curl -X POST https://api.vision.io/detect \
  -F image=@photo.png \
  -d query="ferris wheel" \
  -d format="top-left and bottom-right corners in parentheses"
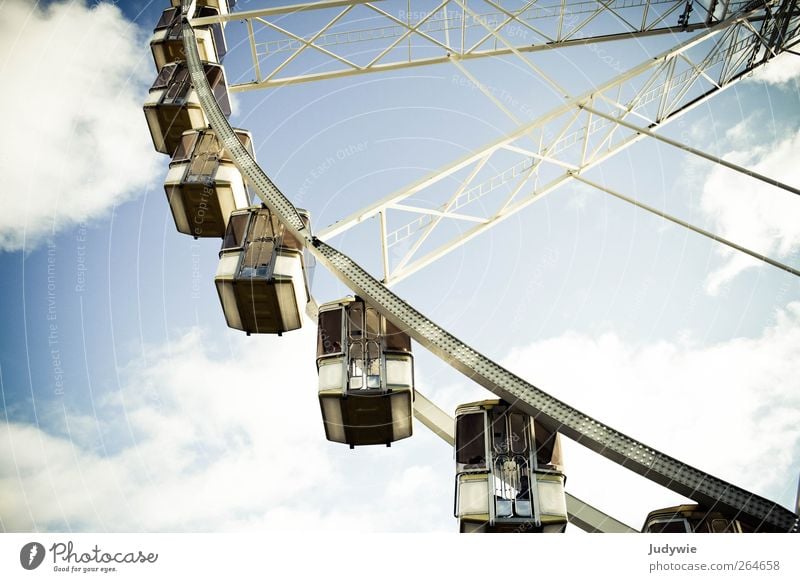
top-left (143, 0), bottom-right (800, 533)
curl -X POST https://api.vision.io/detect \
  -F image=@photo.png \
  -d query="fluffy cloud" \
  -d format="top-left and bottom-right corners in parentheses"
top-left (749, 51), bottom-right (800, 86)
top-left (0, 325), bottom-right (453, 532)
top-left (0, 0), bottom-right (162, 252)
top-left (3, 303), bottom-right (798, 533)
top-left (700, 130), bottom-right (800, 294)
top-left (500, 302), bottom-right (800, 528)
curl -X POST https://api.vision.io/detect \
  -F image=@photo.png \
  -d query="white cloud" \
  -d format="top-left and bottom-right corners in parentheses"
top-left (749, 51), bottom-right (800, 86)
top-left (700, 130), bottom-right (800, 294)
top-left (0, 327), bottom-right (325, 531)
top-left (502, 302), bottom-right (800, 528)
top-left (0, 0), bottom-right (162, 252)
top-left (0, 325), bottom-right (453, 532)
top-left (3, 303), bottom-right (799, 533)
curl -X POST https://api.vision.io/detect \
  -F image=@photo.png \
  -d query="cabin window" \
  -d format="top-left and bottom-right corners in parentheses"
top-left (196, 7), bottom-right (217, 18)
top-left (205, 65), bottom-right (232, 116)
top-left (282, 230), bottom-right (302, 252)
top-left (365, 340), bottom-right (381, 388)
top-left (188, 133), bottom-right (218, 178)
top-left (491, 413), bottom-right (509, 454)
top-left (646, 518), bottom-right (690, 533)
top-left (267, 213), bottom-right (288, 246)
top-left (281, 211), bottom-right (307, 252)
top-left (275, 210), bottom-right (310, 252)
top-left (365, 307), bottom-right (380, 341)
top-left (205, 65), bottom-right (222, 87)
top-left (222, 213), bottom-right (249, 251)
top-left (509, 413), bottom-right (528, 455)
top-left (384, 319), bottom-right (411, 352)
top-left (248, 211), bottom-right (274, 241)
top-left (517, 467), bottom-right (532, 500)
top-left (166, 20), bottom-right (181, 41)
top-left (172, 132), bottom-right (198, 163)
top-left (317, 310), bottom-right (343, 356)
top-left (241, 239), bottom-right (273, 275)
top-left (155, 8), bottom-right (177, 30)
top-left (195, 131), bottom-right (217, 156)
top-left (348, 302), bottom-right (364, 339)
top-left (533, 419), bottom-right (557, 466)
top-left (152, 63), bottom-right (176, 90)
top-left (710, 519), bottom-right (737, 533)
top-left (349, 342), bottom-right (364, 390)
top-left (164, 67), bottom-right (190, 101)
top-left (456, 413), bottom-right (486, 467)
top-left (214, 81), bottom-right (231, 115)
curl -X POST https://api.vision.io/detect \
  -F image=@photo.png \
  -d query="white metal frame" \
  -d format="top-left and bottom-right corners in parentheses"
top-left (193, 0), bottom-right (749, 91)
top-left (317, 6), bottom-right (800, 283)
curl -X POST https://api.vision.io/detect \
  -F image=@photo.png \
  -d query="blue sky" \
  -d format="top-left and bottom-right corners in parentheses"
top-left (1, 0), bottom-right (799, 532)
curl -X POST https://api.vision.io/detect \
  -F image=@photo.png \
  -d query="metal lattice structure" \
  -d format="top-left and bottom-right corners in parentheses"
top-left (296, 1), bottom-right (800, 283)
top-left (190, 1), bottom-right (800, 285)
top-left (194, 0), bottom-right (762, 90)
top-left (179, 0), bottom-right (800, 532)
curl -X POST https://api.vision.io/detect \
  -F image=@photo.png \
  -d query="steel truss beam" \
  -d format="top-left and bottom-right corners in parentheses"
top-left (573, 174), bottom-right (800, 277)
top-left (319, 4), bottom-right (800, 284)
top-left (200, 0), bottom-right (755, 91)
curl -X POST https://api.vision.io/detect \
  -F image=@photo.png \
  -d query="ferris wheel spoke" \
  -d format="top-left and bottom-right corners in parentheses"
top-left (581, 104), bottom-right (800, 197)
top-left (571, 174), bottom-right (800, 279)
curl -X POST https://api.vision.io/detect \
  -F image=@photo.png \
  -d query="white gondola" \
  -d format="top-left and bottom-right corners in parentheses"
top-left (317, 297), bottom-right (414, 448)
top-left (150, 6), bottom-right (227, 71)
top-left (164, 127), bottom-right (253, 238)
top-left (454, 400), bottom-right (568, 533)
top-left (215, 206), bottom-right (311, 335)
top-left (143, 61), bottom-right (231, 155)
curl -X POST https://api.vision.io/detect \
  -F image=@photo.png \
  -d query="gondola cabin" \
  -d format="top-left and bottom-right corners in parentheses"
top-left (150, 6), bottom-right (227, 71)
top-left (165, 127), bottom-right (253, 238)
top-left (643, 505), bottom-right (748, 533)
top-left (215, 206), bottom-right (311, 334)
top-left (143, 61), bottom-right (231, 155)
top-left (454, 400), bottom-right (568, 533)
top-left (317, 297), bottom-right (414, 448)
